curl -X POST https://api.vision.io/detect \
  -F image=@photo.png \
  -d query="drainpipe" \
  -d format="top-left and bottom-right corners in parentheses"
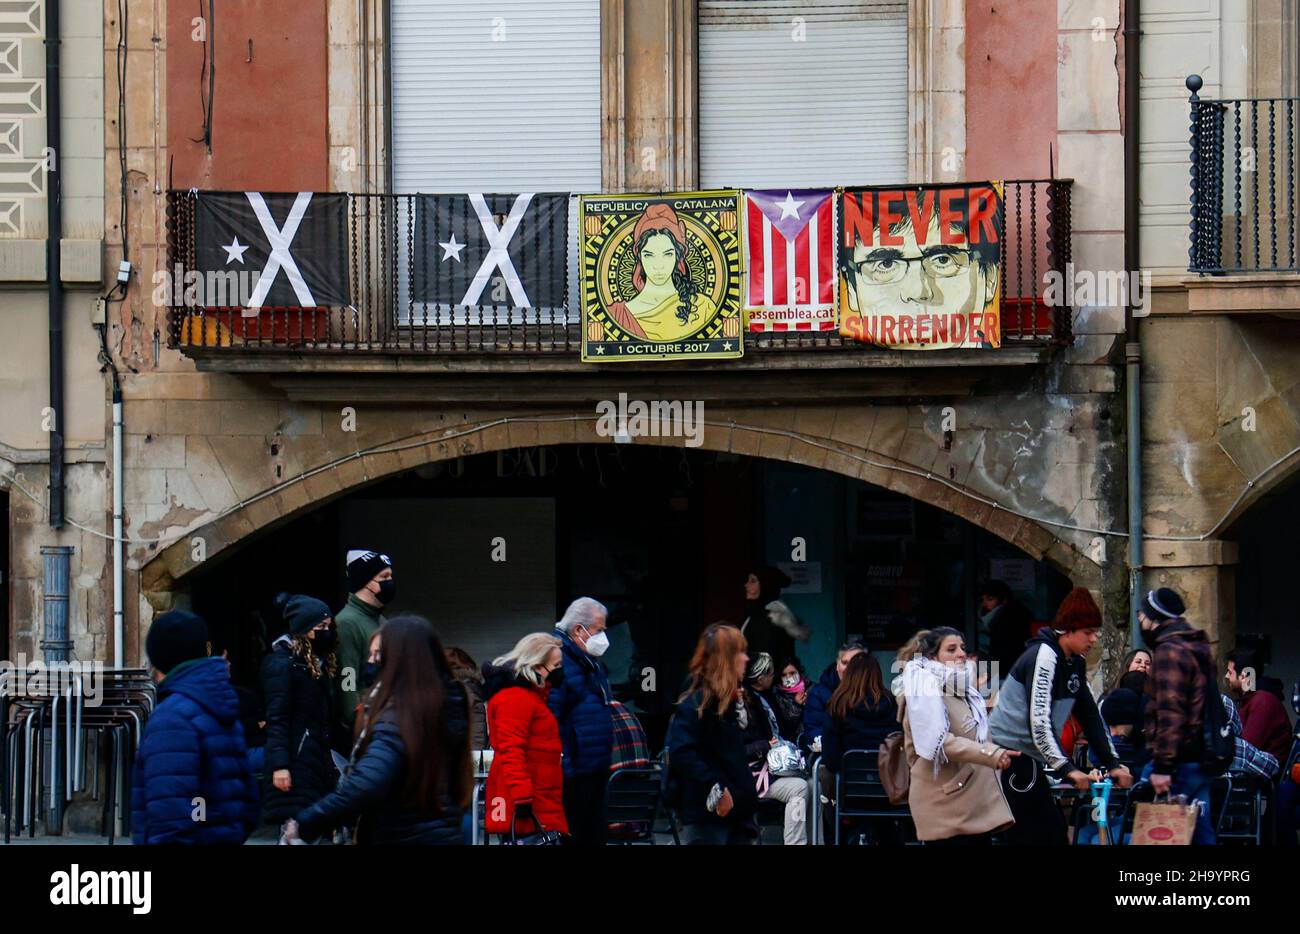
top-left (1124, 0), bottom-right (1144, 647)
top-left (45, 0), bottom-right (63, 529)
top-left (112, 383), bottom-right (124, 669)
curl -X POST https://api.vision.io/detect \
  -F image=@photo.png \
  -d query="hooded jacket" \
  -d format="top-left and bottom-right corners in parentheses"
top-left (1143, 619), bottom-right (1214, 773)
top-left (295, 681), bottom-right (470, 845)
top-left (483, 662), bottom-right (568, 836)
top-left (988, 628), bottom-right (1119, 778)
top-left (131, 657), bottom-right (260, 845)
top-left (546, 630), bottom-right (614, 777)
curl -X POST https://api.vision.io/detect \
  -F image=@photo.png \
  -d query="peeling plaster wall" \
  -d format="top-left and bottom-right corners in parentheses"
top-left (121, 360), bottom-right (1126, 666)
top-left (1140, 313), bottom-right (1300, 658)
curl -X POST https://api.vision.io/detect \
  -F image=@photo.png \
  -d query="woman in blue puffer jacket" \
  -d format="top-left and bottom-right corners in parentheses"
top-left (288, 615), bottom-right (473, 845)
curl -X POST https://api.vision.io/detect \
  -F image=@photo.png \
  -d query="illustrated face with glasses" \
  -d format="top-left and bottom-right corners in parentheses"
top-left (844, 212), bottom-right (998, 319)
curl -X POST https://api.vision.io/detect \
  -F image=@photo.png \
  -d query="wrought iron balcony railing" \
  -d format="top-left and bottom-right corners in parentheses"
top-left (1188, 74), bottom-right (1300, 274)
top-left (164, 179), bottom-right (1073, 359)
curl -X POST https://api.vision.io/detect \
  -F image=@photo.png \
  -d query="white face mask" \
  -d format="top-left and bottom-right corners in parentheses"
top-left (781, 675), bottom-right (800, 690)
top-left (583, 629), bottom-right (610, 657)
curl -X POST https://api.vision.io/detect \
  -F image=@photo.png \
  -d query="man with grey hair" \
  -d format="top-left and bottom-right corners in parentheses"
top-left (548, 596), bottom-right (614, 845)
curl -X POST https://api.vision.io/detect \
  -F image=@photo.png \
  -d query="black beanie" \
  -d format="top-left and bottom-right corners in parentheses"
top-left (1101, 688), bottom-right (1142, 727)
top-left (1140, 587), bottom-right (1186, 621)
top-left (281, 594), bottom-right (332, 637)
top-left (145, 610), bottom-right (210, 675)
top-left (346, 550), bottom-right (393, 593)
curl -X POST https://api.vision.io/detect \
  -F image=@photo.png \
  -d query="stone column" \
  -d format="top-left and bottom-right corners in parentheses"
top-left (1143, 540), bottom-right (1238, 665)
top-left (601, 0), bottom-right (697, 192)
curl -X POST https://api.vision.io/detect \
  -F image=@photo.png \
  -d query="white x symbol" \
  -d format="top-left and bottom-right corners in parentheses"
top-left (461, 193), bottom-right (533, 308)
top-left (245, 192), bottom-right (317, 309)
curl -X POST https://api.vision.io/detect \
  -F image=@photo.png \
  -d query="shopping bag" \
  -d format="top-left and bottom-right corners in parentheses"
top-left (1131, 797), bottom-right (1200, 845)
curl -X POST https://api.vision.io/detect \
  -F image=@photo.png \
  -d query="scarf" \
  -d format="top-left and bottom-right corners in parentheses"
top-left (902, 657), bottom-right (989, 776)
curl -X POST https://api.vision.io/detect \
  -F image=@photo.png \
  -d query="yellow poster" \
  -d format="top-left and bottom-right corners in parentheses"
top-left (580, 191), bottom-right (744, 362)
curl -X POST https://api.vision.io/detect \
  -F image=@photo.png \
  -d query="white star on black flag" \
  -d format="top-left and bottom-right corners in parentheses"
top-left (411, 193), bottom-right (568, 311)
top-left (194, 191), bottom-right (351, 309)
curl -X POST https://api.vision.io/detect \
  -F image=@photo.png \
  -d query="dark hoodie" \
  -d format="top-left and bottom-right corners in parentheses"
top-left (1143, 619), bottom-right (1213, 774)
top-left (988, 627), bottom-right (1119, 778)
top-left (131, 656), bottom-right (261, 844)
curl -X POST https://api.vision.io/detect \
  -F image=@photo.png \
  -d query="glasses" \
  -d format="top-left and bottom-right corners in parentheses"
top-left (853, 248), bottom-right (974, 285)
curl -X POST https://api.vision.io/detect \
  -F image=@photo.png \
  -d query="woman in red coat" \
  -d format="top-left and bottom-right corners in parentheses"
top-left (483, 632), bottom-right (569, 839)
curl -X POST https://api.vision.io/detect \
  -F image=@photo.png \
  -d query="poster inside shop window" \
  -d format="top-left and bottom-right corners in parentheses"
top-left (838, 182), bottom-right (1004, 350)
top-left (580, 191), bottom-right (744, 362)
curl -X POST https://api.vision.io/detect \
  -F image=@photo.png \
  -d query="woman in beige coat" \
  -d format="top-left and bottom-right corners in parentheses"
top-left (898, 627), bottom-right (1017, 844)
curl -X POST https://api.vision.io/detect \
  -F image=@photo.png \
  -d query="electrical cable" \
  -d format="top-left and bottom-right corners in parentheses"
top-left (17, 411), bottom-right (1290, 550)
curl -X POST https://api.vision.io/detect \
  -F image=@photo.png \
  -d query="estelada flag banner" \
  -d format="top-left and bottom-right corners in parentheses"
top-left (744, 189), bottom-right (837, 332)
top-left (193, 191), bottom-right (351, 312)
top-left (410, 193), bottom-right (568, 313)
top-left (838, 182), bottom-right (1003, 349)
top-left (580, 191), bottom-right (744, 362)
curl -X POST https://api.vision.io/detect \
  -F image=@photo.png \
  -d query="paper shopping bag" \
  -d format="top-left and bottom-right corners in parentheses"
top-left (1131, 800), bottom-right (1199, 845)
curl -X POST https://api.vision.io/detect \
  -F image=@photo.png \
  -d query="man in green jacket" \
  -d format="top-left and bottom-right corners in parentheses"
top-left (335, 550), bottom-right (394, 734)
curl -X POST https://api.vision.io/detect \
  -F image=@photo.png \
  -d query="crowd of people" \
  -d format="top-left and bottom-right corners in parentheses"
top-left (128, 550), bottom-right (1300, 846)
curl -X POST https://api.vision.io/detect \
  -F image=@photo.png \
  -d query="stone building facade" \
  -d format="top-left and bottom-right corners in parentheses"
top-left (2, 1), bottom-right (1156, 683)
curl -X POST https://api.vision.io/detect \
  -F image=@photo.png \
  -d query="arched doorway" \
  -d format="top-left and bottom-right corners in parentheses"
top-left (1231, 470), bottom-right (1300, 702)
top-left (182, 445), bottom-right (1073, 745)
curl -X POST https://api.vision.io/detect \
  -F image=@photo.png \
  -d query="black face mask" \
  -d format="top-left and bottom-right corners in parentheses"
top-left (360, 661), bottom-right (381, 690)
top-left (375, 579), bottom-right (397, 605)
top-left (312, 629), bottom-right (337, 654)
top-left (546, 667), bottom-right (564, 688)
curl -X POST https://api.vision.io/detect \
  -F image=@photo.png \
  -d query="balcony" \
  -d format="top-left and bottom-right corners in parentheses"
top-left (164, 180), bottom-right (1073, 385)
top-left (1189, 76), bottom-right (1300, 275)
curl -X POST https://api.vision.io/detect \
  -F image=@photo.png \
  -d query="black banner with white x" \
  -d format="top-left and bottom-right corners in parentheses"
top-left (194, 191), bottom-right (351, 310)
top-left (411, 193), bottom-right (568, 310)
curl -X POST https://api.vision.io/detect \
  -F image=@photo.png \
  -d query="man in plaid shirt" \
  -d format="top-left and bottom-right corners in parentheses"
top-left (1222, 694), bottom-right (1280, 781)
top-left (1139, 587), bottom-right (1218, 844)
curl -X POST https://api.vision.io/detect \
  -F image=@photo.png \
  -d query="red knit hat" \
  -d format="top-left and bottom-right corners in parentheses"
top-left (1054, 587), bottom-right (1103, 631)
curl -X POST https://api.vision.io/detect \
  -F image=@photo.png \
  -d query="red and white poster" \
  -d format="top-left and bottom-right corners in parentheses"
top-left (838, 182), bottom-right (1004, 350)
top-left (743, 189), bottom-right (837, 332)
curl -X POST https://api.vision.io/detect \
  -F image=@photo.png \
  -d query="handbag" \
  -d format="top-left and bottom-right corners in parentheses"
top-left (504, 813), bottom-right (564, 846)
top-left (1131, 795), bottom-right (1201, 845)
top-left (878, 732), bottom-right (910, 805)
top-left (766, 739), bottom-right (807, 777)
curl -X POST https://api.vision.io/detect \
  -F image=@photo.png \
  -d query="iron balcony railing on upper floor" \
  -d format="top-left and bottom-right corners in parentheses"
top-left (1188, 73), bottom-right (1300, 274)
top-left (164, 179), bottom-right (1074, 359)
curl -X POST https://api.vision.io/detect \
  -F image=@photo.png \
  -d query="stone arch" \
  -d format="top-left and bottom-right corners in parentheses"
top-left (139, 411), bottom-right (1101, 607)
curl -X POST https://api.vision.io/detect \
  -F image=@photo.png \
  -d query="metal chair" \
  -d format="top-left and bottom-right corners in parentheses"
top-left (605, 766), bottom-right (671, 844)
top-left (1213, 775), bottom-right (1266, 845)
top-left (833, 749), bottom-right (912, 844)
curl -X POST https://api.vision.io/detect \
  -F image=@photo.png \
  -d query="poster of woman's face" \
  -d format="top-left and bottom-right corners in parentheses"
top-left (580, 191), bottom-right (744, 363)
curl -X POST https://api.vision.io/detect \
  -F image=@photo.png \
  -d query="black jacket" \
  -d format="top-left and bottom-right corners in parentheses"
top-left (738, 689), bottom-right (776, 763)
top-left (296, 682), bottom-right (470, 845)
top-left (666, 690), bottom-right (759, 826)
top-left (822, 694), bottom-right (900, 773)
top-left (768, 688), bottom-right (804, 742)
top-left (259, 642), bottom-right (337, 823)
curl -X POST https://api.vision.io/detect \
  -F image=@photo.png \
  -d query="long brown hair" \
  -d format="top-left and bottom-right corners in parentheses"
top-left (828, 652), bottom-right (887, 719)
top-left (680, 622), bottom-right (746, 717)
top-left (1108, 648), bottom-right (1152, 693)
top-left (359, 616), bottom-right (471, 811)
